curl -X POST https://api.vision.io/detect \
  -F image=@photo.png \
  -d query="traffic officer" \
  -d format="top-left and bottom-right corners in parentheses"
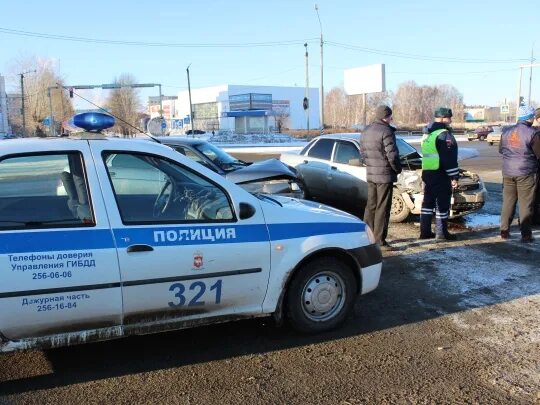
top-left (419, 107), bottom-right (459, 240)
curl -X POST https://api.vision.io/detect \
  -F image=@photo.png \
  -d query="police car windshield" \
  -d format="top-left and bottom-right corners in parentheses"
top-left (193, 143), bottom-right (246, 171)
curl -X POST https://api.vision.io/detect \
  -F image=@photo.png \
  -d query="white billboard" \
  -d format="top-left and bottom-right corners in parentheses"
top-left (344, 64), bottom-right (386, 95)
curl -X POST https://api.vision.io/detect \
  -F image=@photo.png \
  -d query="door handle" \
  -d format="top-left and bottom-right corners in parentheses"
top-left (127, 244), bottom-right (154, 253)
top-left (330, 166), bottom-right (337, 170)
top-left (303, 160), bottom-right (308, 164)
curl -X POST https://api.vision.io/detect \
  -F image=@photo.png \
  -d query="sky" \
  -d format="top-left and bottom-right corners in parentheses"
top-left (1, 0), bottom-right (539, 109)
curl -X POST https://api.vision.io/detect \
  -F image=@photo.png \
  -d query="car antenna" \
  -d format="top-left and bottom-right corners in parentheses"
top-left (56, 83), bottom-right (161, 144)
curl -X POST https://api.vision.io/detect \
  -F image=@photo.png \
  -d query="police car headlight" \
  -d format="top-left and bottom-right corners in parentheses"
top-left (365, 224), bottom-right (376, 244)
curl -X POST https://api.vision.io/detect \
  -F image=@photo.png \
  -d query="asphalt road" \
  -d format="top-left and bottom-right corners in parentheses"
top-left (1, 139), bottom-right (539, 404)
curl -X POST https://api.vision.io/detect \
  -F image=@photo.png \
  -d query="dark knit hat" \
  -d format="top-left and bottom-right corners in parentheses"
top-left (434, 107), bottom-right (453, 118)
top-left (375, 105), bottom-right (392, 120)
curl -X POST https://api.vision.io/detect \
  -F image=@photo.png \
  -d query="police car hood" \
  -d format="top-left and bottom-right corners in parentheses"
top-left (260, 194), bottom-right (359, 220)
top-left (225, 158), bottom-right (297, 184)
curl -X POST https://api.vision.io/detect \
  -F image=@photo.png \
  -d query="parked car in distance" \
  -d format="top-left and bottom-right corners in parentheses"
top-left (159, 137), bottom-right (304, 198)
top-left (487, 126), bottom-right (504, 145)
top-left (467, 126), bottom-right (493, 141)
top-left (280, 133), bottom-right (487, 222)
top-left (184, 129), bottom-right (207, 135)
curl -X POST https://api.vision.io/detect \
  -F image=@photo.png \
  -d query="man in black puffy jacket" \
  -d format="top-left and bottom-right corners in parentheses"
top-left (359, 105), bottom-right (402, 248)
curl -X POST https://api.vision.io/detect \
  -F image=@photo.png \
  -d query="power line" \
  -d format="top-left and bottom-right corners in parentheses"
top-left (388, 68), bottom-right (518, 75)
top-left (326, 41), bottom-right (528, 64)
top-left (0, 27), bottom-right (317, 48)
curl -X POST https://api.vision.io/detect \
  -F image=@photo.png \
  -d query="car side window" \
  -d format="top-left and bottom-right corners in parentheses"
top-left (334, 141), bottom-right (361, 166)
top-left (307, 139), bottom-right (335, 160)
top-left (103, 152), bottom-right (234, 224)
top-left (0, 152), bottom-right (95, 230)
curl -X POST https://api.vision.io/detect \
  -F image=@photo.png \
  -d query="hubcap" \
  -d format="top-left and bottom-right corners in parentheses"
top-left (301, 272), bottom-right (345, 322)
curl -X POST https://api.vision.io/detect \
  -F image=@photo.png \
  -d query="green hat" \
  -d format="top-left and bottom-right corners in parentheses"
top-left (434, 107), bottom-right (453, 118)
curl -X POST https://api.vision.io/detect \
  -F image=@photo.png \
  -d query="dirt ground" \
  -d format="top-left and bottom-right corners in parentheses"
top-left (0, 141), bottom-right (539, 404)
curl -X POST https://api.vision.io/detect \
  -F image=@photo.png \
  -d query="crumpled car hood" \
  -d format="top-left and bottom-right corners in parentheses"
top-left (225, 158), bottom-right (298, 184)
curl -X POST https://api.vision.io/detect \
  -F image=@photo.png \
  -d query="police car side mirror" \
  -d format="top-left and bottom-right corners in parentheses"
top-left (239, 202), bottom-right (256, 220)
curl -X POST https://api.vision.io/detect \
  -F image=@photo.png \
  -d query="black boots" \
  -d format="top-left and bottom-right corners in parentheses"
top-left (420, 214), bottom-right (457, 240)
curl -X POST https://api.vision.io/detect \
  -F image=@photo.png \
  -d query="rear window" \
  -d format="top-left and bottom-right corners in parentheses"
top-left (0, 152), bottom-right (95, 230)
top-left (307, 139), bottom-right (335, 160)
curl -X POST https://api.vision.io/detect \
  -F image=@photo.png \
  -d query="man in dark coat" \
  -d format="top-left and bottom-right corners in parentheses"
top-left (359, 105), bottom-right (402, 248)
top-left (533, 108), bottom-right (540, 225)
top-left (420, 107), bottom-right (459, 240)
top-left (499, 105), bottom-right (540, 242)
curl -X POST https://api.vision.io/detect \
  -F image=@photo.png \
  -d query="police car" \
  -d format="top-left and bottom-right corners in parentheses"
top-left (0, 113), bottom-right (382, 353)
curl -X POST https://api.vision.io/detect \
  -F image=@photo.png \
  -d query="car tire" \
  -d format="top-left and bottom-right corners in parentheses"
top-left (479, 135), bottom-right (486, 141)
top-left (390, 190), bottom-right (410, 223)
top-left (286, 257), bottom-right (356, 333)
top-left (489, 142), bottom-right (493, 146)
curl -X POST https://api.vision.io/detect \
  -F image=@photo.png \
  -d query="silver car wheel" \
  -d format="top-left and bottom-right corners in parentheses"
top-left (301, 271), bottom-right (345, 322)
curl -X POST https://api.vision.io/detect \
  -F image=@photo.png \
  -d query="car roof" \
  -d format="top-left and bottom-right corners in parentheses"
top-left (157, 136), bottom-right (206, 146)
top-left (315, 133), bottom-right (408, 142)
top-left (0, 133), bottom-right (174, 155)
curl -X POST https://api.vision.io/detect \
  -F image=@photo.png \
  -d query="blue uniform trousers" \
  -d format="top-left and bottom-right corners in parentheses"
top-left (420, 177), bottom-right (452, 237)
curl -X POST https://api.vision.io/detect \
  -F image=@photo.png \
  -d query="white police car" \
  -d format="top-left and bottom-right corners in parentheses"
top-left (0, 113), bottom-right (382, 353)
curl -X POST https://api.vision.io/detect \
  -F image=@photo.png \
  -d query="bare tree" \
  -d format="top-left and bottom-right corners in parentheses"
top-left (7, 56), bottom-right (73, 136)
top-left (392, 81), bottom-right (464, 128)
top-left (105, 73), bottom-right (142, 136)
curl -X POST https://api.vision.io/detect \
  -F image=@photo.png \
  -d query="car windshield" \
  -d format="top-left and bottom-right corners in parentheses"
top-left (396, 138), bottom-right (418, 158)
top-left (193, 142), bottom-right (246, 171)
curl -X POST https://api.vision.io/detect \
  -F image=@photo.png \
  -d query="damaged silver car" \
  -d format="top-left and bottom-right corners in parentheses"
top-left (280, 133), bottom-right (486, 222)
top-left (160, 137), bottom-right (304, 198)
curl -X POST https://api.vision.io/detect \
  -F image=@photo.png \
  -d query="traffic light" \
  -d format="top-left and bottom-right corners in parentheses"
top-left (519, 96), bottom-right (525, 106)
top-left (69, 87), bottom-right (74, 98)
top-left (303, 97), bottom-right (309, 110)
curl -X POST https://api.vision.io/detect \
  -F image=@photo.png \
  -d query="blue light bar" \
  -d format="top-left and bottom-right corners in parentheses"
top-left (72, 112), bottom-right (115, 132)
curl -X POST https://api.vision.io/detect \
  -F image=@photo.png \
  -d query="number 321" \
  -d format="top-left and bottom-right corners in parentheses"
top-left (168, 280), bottom-right (222, 307)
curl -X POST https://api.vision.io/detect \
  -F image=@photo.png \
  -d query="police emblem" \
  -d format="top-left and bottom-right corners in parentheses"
top-left (193, 252), bottom-right (203, 269)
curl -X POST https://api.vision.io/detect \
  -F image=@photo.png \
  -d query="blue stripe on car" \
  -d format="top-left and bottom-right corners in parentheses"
top-left (0, 222), bottom-right (366, 254)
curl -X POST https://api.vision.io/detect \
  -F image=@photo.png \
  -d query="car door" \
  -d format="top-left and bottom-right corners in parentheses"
top-left (90, 143), bottom-right (271, 330)
top-left (0, 146), bottom-right (123, 340)
top-left (297, 138), bottom-right (336, 199)
top-left (329, 140), bottom-right (368, 203)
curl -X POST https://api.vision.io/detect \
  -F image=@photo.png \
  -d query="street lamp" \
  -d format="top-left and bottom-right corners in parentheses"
top-left (19, 69), bottom-right (36, 136)
top-left (186, 63), bottom-right (194, 135)
top-left (315, 4), bottom-right (324, 134)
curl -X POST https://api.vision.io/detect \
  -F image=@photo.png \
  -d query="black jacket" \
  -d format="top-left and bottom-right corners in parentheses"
top-left (359, 119), bottom-right (402, 184)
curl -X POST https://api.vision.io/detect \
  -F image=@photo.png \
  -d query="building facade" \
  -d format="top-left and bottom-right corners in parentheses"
top-left (174, 85), bottom-right (319, 134)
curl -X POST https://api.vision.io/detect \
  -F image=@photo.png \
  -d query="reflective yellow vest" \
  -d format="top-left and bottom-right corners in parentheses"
top-left (421, 129), bottom-right (446, 170)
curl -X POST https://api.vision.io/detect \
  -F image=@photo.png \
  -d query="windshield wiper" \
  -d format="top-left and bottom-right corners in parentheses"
top-left (253, 193), bottom-right (283, 207)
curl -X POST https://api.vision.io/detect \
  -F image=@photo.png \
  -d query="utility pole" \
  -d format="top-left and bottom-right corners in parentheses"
top-left (528, 46), bottom-right (534, 105)
top-left (19, 70), bottom-right (35, 136)
top-left (304, 43), bottom-right (310, 137)
top-left (186, 64), bottom-right (194, 135)
top-left (315, 4), bottom-right (324, 134)
top-left (517, 62), bottom-right (540, 119)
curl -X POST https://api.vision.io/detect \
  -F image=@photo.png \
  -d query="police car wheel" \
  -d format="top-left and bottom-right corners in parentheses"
top-left (390, 191), bottom-right (410, 223)
top-left (286, 258), bottom-right (356, 333)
